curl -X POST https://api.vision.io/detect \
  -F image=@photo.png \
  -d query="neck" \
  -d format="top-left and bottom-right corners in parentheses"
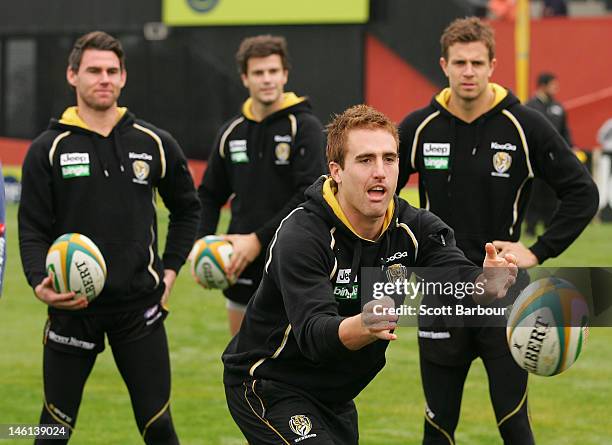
top-left (448, 85), bottom-right (495, 123)
top-left (250, 96), bottom-right (284, 121)
top-left (76, 103), bottom-right (120, 136)
top-left (337, 195), bottom-right (384, 241)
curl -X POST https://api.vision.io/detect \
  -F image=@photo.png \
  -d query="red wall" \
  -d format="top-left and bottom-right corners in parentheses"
top-left (491, 17), bottom-right (612, 148)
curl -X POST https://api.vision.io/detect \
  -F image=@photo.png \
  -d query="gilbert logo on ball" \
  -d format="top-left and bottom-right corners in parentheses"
top-left (506, 277), bottom-right (589, 376)
top-left (45, 233), bottom-right (107, 302)
top-left (190, 235), bottom-right (234, 289)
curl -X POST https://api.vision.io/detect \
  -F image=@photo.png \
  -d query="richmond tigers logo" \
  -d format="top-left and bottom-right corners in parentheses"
top-left (289, 414), bottom-right (312, 436)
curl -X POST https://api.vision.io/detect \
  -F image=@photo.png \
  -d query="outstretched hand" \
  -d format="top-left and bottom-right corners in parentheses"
top-left (476, 243), bottom-right (519, 304)
top-left (362, 296), bottom-right (399, 341)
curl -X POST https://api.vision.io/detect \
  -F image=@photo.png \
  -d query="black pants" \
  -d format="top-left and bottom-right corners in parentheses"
top-left (35, 306), bottom-right (179, 445)
top-left (225, 379), bottom-right (359, 444)
top-left (420, 353), bottom-right (535, 445)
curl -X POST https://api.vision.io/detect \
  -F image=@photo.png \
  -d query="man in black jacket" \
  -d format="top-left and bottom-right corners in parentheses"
top-left (223, 104), bottom-right (518, 444)
top-left (524, 72), bottom-right (573, 236)
top-left (18, 31), bottom-right (200, 444)
top-left (197, 35), bottom-right (326, 334)
top-left (398, 17), bottom-right (598, 445)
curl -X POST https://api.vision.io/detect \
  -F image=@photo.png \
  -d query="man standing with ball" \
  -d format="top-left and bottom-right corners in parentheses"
top-left (18, 31), bottom-right (200, 444)
top-left (197, 35), bottom-right (326, 334)
top-left (397, 17), bottom-right (598, 444)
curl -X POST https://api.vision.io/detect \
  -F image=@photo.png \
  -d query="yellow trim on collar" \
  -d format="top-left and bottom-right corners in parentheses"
top-left (435, 83), bottom-right (508, 112)
top-left (322, 177), bottom-right (394, 242)
top-left (242, 92), bottom-right (304, 121)
top-left (59, 106), bottom-right (127, 133)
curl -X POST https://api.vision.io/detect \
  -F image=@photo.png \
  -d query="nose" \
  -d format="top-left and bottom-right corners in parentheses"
top-left (464, 63), bottom-right (475, 76)
top-left (372, 158), bottom-right (386, 178)
top-left (99, 71), bottom-right (110, 83)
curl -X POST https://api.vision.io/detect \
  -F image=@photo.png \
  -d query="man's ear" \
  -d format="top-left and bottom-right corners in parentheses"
top-left (439, 57), bottom-right (449, 78)
top-left (329, 161), bottom-right (342, 185)
top-left (66, 66), bottom-right (77, 87)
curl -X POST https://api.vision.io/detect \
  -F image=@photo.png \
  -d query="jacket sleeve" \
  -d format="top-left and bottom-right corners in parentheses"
top-left (254, 113), bottom-right (326, 247)
top-left (397, 113), bottom-right (420, 191)
top-left (559, 107), bottom-right (573, 147)
top-left (18, 137), bottom-right (56, 288)
top-left (267, 220), bottom-right (350, 363)
top-left (527, 112), bottom-right (599, 263)
top-left (197, 126), bottom-right (233, 238)
top-left (157, 132), bottom-right (201, 273)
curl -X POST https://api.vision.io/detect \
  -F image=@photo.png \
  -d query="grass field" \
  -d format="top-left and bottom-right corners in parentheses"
top-left (0, 195), bottom-right (611, 444)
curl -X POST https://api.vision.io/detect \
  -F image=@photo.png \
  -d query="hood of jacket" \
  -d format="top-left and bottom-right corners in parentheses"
top-left (431, 83), bottom-right (520, 121)
top-left (241, 92), bottom-right (312, 122)
top-left (428, 83), bottom-right (520, 157)
top-left (51, 106), bottom-right (131, 135)
top-left (49, 106), bottom-right (135, 177)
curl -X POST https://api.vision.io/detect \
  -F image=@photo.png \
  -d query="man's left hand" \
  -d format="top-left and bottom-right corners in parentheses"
top-left (223, 233), bottom-right (262, 280)
top-left (160, 269), bottom-right (177, 310)
top-left (492, 240), bottom-right (539, 268)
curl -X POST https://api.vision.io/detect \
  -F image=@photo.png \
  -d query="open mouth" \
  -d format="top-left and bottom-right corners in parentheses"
top-left (367, 186), bottom-right (387, 201)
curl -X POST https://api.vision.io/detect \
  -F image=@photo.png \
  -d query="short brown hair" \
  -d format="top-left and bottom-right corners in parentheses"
top-left (68, 31), bottom-right (125, 72)
top-left (236, 35), bottom-right (291, 75)
top-left (440, 17), bottom-right (495, 61)
top-left (326, 105), bottom-right (399, 168)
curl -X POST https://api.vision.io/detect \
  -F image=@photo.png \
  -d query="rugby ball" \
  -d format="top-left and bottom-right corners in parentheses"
top-left (506, 277), bottom-right (589, 376)
top-left (46, 233), bottom-right (107, 301)
top-left (190, 235), bottom-right (234, 289)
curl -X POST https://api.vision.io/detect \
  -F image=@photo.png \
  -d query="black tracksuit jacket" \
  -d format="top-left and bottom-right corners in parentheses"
top-left (398, 85), bottom-right (598, 266)
top-left (18, 107), bottom-right (200, 314)
top-left (197, 93), bottom-right (326, 298)
top-left (222, 176), bottom-right (481, 404)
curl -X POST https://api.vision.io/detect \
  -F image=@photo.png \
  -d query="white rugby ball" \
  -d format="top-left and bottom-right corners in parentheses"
top-left (190, 235), bottom-right (234, 289)
top-left (506, 277), bottom-right (588, 376)
top-left (46, 233), bottom-right (107, 301)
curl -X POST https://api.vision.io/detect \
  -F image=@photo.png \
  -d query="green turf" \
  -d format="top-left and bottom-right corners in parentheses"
top-left (1, 200), bottom-right (610, 444)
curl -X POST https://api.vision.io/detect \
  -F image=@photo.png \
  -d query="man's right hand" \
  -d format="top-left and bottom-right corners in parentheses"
top-left (34, 275), bottom-right (87, 310)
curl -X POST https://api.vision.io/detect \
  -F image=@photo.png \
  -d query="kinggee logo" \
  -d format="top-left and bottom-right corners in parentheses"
top-left (491, 142), bottom-right (517, 151)
top-left (386, 251), bottom-right (408, 263)
top-left (187, 0), bottom-right (219, 13)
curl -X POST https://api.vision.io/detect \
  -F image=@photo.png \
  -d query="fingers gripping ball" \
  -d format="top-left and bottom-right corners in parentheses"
top-left (45, 233), bottom-right (107, 301)
top-left (506, 277), bottom-right (588, 376)
top-left (190, 236), bottom-right (235, 289)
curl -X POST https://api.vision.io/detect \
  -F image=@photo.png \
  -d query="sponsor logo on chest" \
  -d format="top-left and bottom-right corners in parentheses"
top-left (423, 143), bottom-right (450, 170)
top-left (228, 139), bottom-right (248, 163)
top-left (423, 143), bottom-right (450, 156)
top-left (334, 268), bottom-right (358, 300)
top-left (60, 152), bottom-right (90, 178)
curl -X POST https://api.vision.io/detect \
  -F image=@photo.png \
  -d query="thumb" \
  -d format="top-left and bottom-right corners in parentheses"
top-left (485, 242), bottom-right (497, 260)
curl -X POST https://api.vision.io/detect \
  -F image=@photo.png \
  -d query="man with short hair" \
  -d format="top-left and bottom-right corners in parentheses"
top-left (19, 31), bottom-right (200, 444)
top-left (398, 17), bottom-right (598, 444)
top-left (223, 104), bottom-right (518, 444)
top-left (524, 72), bottom-right (573, 235)
top-left (197, 34), bottom-right (326, 334)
